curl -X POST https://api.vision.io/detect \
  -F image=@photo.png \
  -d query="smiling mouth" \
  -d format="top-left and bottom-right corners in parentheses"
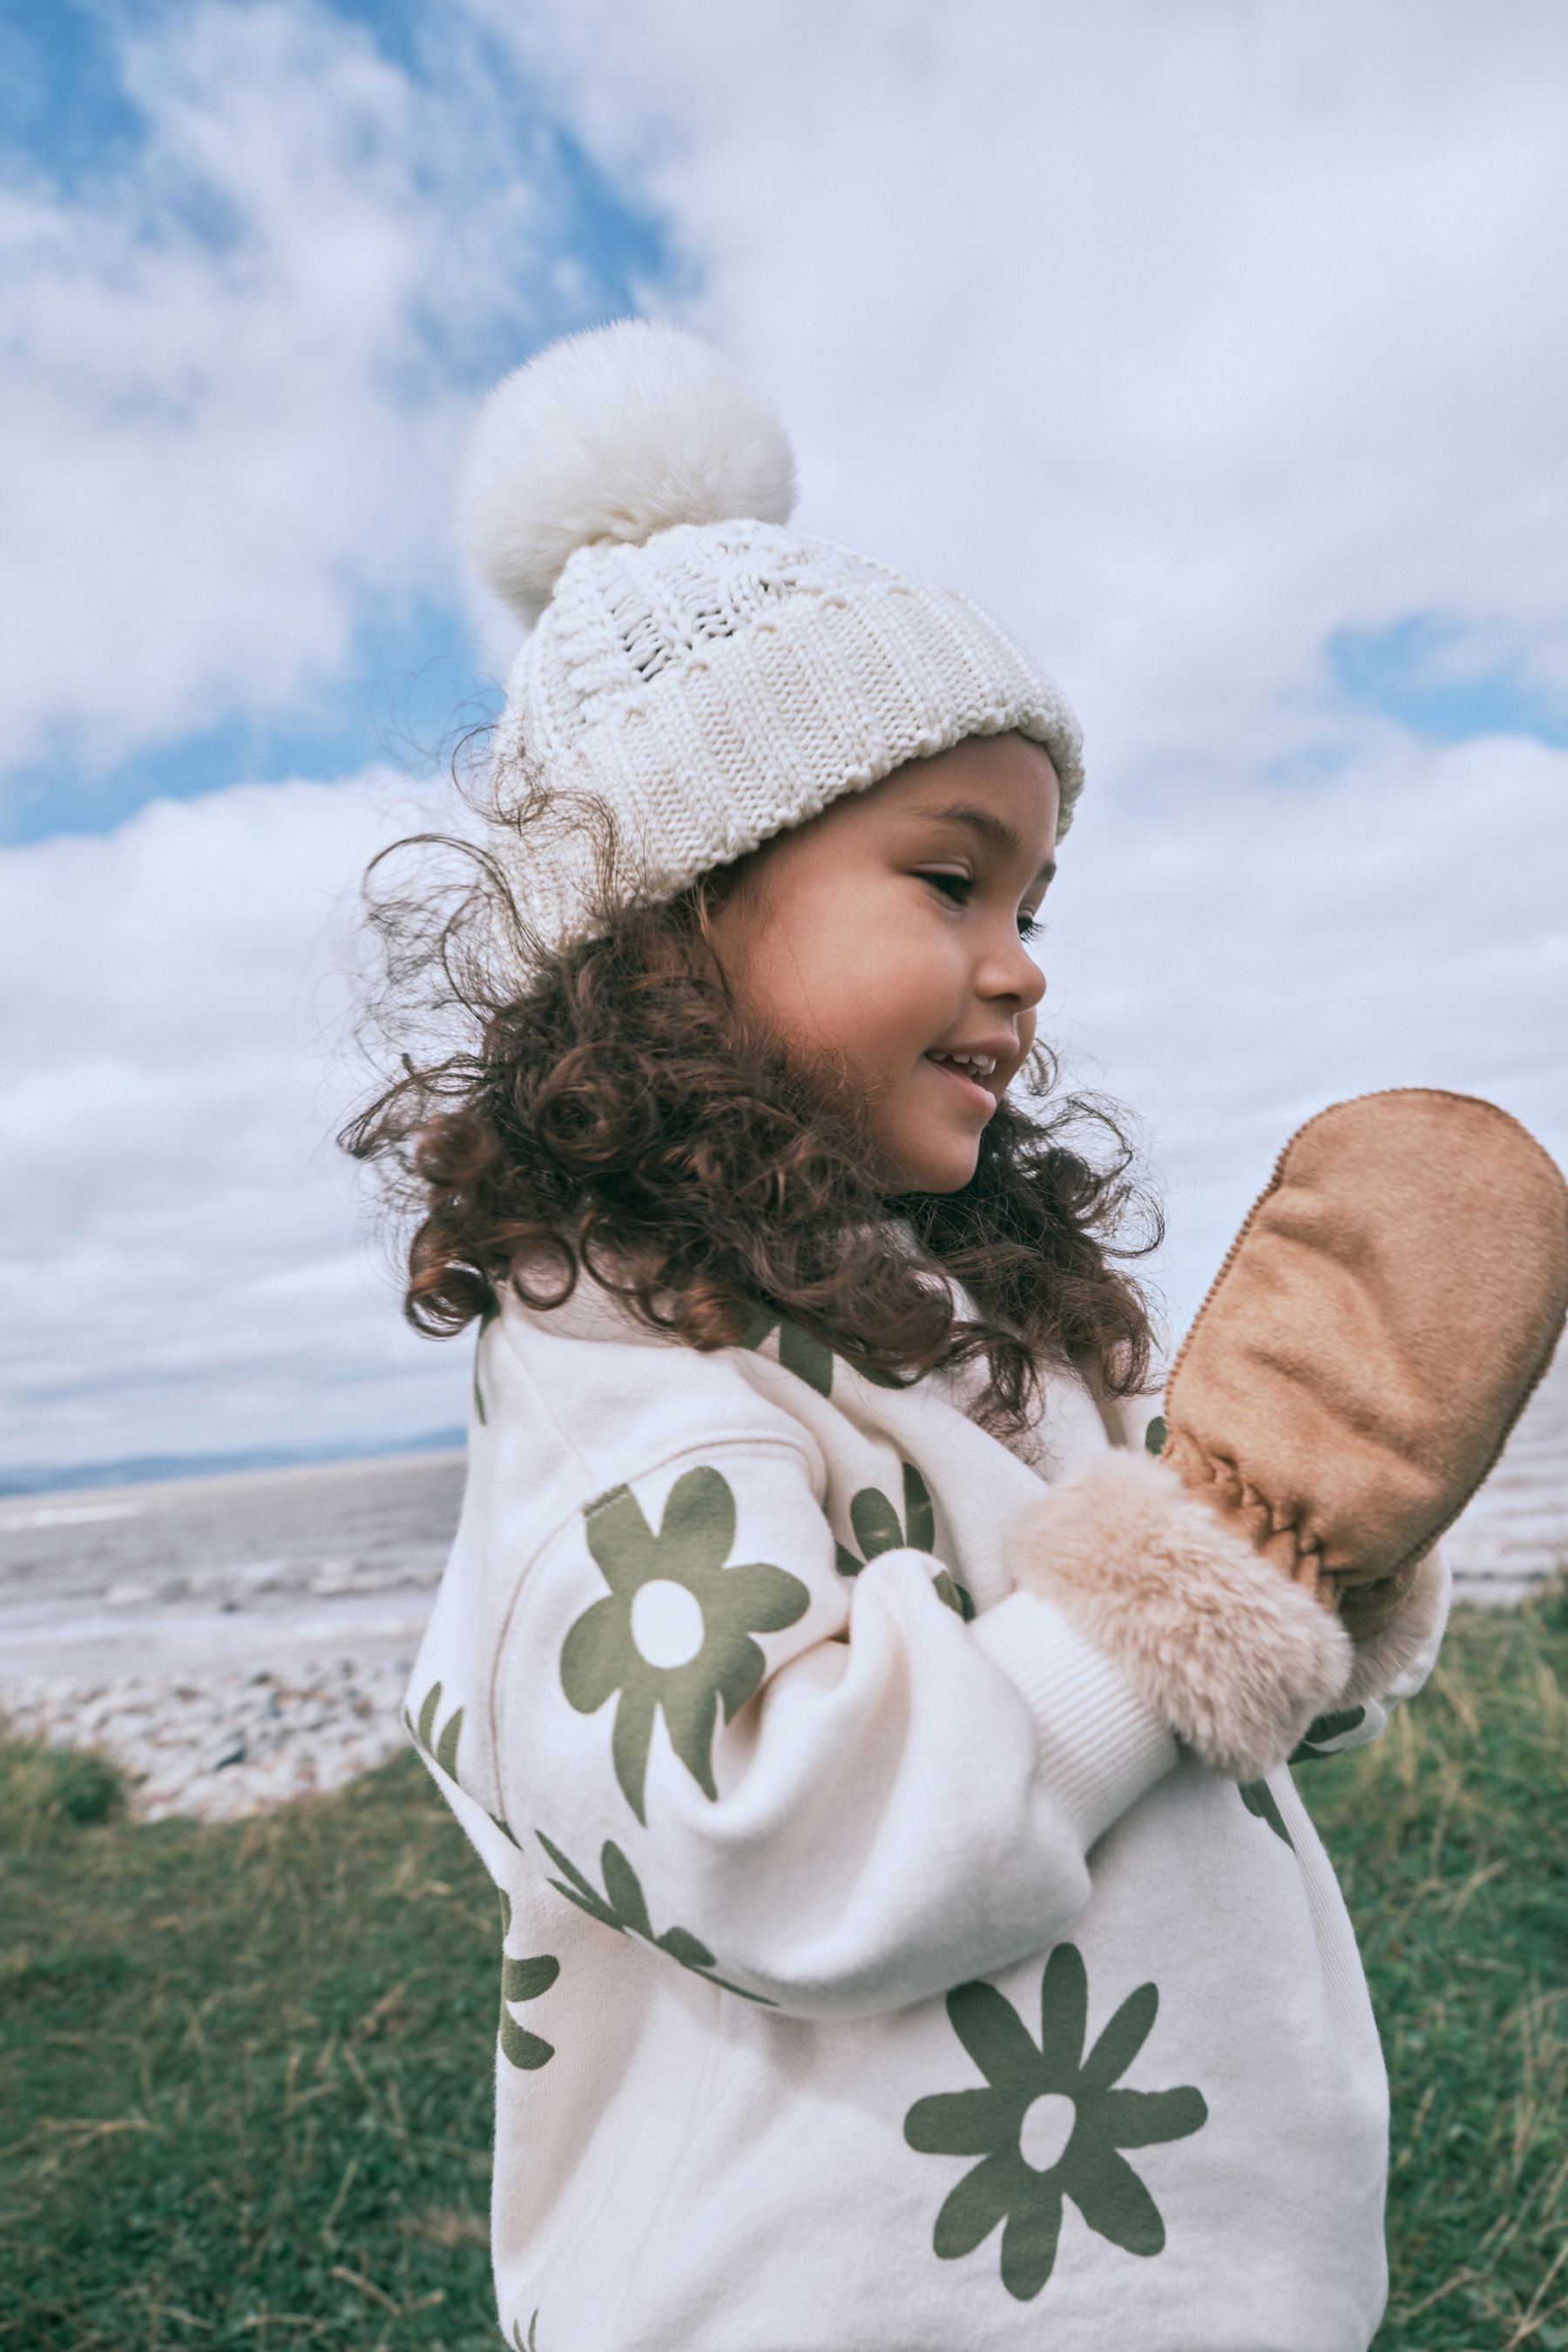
top-left (924, 1051), bottom-right (998, 1110)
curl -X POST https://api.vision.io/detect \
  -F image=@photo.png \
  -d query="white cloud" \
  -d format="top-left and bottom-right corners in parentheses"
top-left (503, 0), bottom-right (1568, 1325)
top-left (4, 734), bottom-right (1560, 1472)
top-left (0, 773), bottom-right (470, 1472)
top-left (8, 3), bottom-right (1567, 1468)
top-left (0, 0), bottom-right (575, 787)
top-left (519, 0), bottom-right (1568, 774)
top-left (1044, 735), bottom-right (1568, 1335)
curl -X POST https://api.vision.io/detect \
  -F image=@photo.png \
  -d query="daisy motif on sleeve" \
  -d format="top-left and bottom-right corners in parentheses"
top-left (833, 1461), bottom-right (976, 1621)
top-left (904, 1943), bottom-right (1207, 2302)
top-left (560, 1464), bottom-right (811, 1822)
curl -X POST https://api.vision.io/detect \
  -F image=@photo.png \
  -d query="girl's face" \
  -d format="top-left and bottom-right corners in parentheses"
top-left (707, 732), bottom-right (1059, 1193)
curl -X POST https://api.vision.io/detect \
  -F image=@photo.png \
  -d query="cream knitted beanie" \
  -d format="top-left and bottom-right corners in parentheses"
top-left (457, 319), bottom-right (1084, 956)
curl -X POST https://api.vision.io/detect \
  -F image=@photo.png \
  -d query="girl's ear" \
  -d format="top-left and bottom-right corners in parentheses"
top-left (693, 853), bottom-right (762, 970)
top-left (699, 851), bottom-right (757, 916)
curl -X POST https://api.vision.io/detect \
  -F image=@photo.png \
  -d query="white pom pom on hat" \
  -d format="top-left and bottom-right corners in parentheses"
top-left (457, 315), bottom-right (1085, 960)
top-left (456, 319), bottom-right (797, 625)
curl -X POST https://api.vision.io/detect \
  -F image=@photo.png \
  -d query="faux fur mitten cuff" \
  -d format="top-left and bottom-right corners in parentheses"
top-left (1006, 1450), bottom-right (1354, 1783)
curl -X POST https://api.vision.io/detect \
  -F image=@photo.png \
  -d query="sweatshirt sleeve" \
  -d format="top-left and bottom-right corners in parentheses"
top-left (490, 1429), bottom-right (1177, 2020)
top-left (1291, 1544), bottom-right (1452, 1765)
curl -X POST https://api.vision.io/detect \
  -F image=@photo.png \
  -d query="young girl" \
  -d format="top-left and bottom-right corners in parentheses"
top-left (349, 321), bottom-right (1448, 2350)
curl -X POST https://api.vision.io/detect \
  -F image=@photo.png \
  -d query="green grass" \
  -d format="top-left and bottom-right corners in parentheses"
top-left (0, 1748), bottom-right (501, 2350)
top-left (2, 1587), bottom-right (1565, 2351)
top-left (1307, 1582), bottom-right (1568, 2351)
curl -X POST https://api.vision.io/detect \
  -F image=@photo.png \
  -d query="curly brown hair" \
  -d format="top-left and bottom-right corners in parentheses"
top-left (341, 781), bottom-right (1161, 1438)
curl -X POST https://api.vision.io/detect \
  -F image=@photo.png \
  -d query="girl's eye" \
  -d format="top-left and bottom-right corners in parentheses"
top-left (922, 870), bottom-right (1045, 940)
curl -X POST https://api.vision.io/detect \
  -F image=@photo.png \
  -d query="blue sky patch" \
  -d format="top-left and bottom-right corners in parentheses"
top-left (1329, 614), bottom-right (1568, 747)
top-left (2, 599), bottom-right (503, 842)
top-left (0, 0), bottom-right (146, 194)
top-left (2, 0), bottom-right (685, 844)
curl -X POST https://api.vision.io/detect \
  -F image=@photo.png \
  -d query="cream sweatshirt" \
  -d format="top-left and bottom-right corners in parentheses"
top-left (405, 1278), bottom-right (1448, 2352)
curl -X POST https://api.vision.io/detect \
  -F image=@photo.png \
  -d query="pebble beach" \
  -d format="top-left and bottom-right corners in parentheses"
top-left (3, 1357), bottom-right (1564, 1825)
top-left (0, 1448), bottom-right (463, 1822)
top-left (1, 1656), bottom-right (420, 1822)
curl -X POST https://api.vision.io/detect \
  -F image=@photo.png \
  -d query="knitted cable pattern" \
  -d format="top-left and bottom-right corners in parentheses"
top-left (459, 323), bottom-right (1084, 956)
top-left (501, 523), bottom-right (1082, 954)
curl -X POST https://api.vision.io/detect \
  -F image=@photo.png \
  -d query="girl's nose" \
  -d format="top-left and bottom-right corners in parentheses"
top-left (983, 929), bottom-right (1047, 1010)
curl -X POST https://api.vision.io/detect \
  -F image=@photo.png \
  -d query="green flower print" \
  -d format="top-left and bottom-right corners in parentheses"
top-left (904, 1943), bottom-right (1207, 2302)
top-left (510, 2314), bottom-right (541, 2351)
top-left (1238, 1777), bottom-right (1294, 1848)
top-left (537, 1829), bottom-right (775, 2004)
top-left (1144, 1415), bottom-right (1167, 1456)
top-left (738, 1305), bottom-right (836, 1396)
top-left (738, 1305), bottom-right (901, 1394)
top-left (405, 1680), bottom-right (463, 1780)
top-left (1289, 1705), bottom-right (1368, 1764)
top-left (834, 1462), bottom-right (976, 1621)
top-left (495, 1889), bottom-right (559, 2071)
top-left (560, 1465), bottom-right (810, 1822)
top-left (408, 1674), bottom-right (529, 1850)
top-left (406, 1674), bottom-right (528, 1851)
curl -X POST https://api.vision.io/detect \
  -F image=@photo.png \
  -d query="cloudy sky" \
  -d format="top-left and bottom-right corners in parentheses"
top-left (3, 0), bottom-right (1565, 1481)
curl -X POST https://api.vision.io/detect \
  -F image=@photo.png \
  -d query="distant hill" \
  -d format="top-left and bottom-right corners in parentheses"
top-left (0, 1429), bottom-right (467, 1499)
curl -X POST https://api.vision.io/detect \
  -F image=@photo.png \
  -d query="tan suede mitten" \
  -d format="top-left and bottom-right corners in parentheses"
top-left (1160, 1089), bottom-right (1568, 1598)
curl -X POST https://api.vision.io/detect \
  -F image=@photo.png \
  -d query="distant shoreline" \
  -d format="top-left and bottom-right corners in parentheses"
top-left (0, 1429), bottom-right (467, 1504)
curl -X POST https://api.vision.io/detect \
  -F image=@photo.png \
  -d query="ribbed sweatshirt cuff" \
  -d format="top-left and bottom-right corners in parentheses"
top-left (974, 1588), bottom-right (1179, 1851)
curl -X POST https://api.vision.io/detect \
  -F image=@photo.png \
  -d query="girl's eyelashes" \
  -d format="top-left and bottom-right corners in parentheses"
top-left (918, 869), bottom-right (1046, 942)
